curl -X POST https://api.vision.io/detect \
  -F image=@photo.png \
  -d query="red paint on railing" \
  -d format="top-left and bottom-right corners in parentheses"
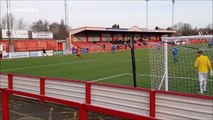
top-left (150, 90), bottom-right (155, 117)
top-left (40, 78), bottom-right (45, 96)
top-left (155, 90), bottom-right (213, 100)
top-left (79, 104), bottom-right (88, 120)
top-left (2, 89), bottom-right (9, 120)
top-left (8, 74), bottom-right (13, 89)
top-left (85, 104), bottom-right (157, 120)
top-left (1, 73), bottom-right (213, 120)
top-left (86, 82), bottom-right (91, 104)
top-left (11, 73), bottom-right (86, 84)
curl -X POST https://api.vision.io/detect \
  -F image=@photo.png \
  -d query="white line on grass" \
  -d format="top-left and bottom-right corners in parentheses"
top-left (1, 59), bottom-right (103, 72)
top-left (126, 73), bottom-right (213, 82)
top-left (126, 73), bottom-right (161, 77)
top-left (104, 58), bottom-right (144, 62)
top-left (91, 73), bottom-right (128, 82)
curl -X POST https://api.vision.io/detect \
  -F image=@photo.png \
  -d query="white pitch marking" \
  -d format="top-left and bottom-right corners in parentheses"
top-left (91, 73), bottom-right (128, 82)
top-left (104, 58), bottom-right (144, 62)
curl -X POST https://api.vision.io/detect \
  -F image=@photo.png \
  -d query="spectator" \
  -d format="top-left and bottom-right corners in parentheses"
top-left (72, 46), bottom-right (76, 54)
top-left (103, 44), bottom-right (106, 50)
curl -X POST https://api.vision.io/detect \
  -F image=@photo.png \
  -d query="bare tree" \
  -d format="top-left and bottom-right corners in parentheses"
top-left (206, 24), bottom-right (213, 30)
top-left (206, 24), bottom-right (213, 34)
top-left (173, 22), bottom-right (184, 31)
top-left (1, 18), bottom-right (7, 29)
top-left (1, 14), bottom-right (28, 30)
top-left (16, 17), bottom-right (27, 30)
top-left (49, 22), bottom-right (59, 33)
top-left (179, 23), bottom-right (193, 36)
top-left (31, 19), bottom-right (50, 31)
top-left (112, 24), bottom-right (120, 28)
top-left (1, 13), bottom-right (15, 29)
top-left (57, 19), bottom-right (67, 39)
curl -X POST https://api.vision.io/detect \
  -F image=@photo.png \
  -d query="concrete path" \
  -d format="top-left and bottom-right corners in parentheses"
top-left (0, 94), bottom-right (125, 120)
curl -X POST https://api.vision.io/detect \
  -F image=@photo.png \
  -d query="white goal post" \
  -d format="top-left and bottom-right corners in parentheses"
top-left (149, 35), bottom-right (213, 95)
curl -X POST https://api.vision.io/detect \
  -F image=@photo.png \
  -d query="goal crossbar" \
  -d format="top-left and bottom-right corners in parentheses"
top-left (162, 35), bottom-right (213, 42)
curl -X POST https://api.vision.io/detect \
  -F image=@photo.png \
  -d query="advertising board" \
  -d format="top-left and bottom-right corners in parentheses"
top-left (2, 29), bottom-right (28, 39)
top-left (32, 32), bottom-right (53, 39)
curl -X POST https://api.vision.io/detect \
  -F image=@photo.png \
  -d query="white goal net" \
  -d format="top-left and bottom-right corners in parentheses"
top-left (148, 35), bottom-right (213, 96)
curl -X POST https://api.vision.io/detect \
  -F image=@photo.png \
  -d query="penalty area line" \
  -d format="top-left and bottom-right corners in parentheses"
top-left (91, 73), bottom-right (128, 82)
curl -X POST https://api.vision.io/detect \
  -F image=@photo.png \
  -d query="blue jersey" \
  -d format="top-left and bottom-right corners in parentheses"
top-left (156, 43), bottom-right (161, 51)
top-left (172, 47), bottom-right (178, 56)
top-left (210, 40), bottom-right (213, 45)
top-left (112, 45), bottom-right (116, 50)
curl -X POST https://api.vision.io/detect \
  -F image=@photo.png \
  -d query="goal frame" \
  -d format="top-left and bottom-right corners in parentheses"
top-left (161, 35), bottom-right (213, 91)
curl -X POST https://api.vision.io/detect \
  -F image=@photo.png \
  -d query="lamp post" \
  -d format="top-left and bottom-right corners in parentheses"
top-left (64, 0), bottom-right (69, 30)
top-left (172, 0), bottom-right (175, 28)
top-left (0, 0), bottom-right (1, 29)
top-left (145, 0), bottom-right (149, 29)
top-left (6, 0), bottom-right (14, 52)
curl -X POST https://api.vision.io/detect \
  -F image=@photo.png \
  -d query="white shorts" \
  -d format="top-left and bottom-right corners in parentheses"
top-left (198, 72), bottom-right (208, 82)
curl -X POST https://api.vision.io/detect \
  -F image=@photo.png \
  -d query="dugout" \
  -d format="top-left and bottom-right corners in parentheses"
top-left (69, 26), bottom-right (176, 48)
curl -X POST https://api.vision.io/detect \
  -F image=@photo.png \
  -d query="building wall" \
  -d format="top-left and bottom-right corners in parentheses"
top-left (134, 34), bottom-right (142, 41)
top-left (0, 39), bottom-right (57, 52)
top-left (88, 33), bottom-right (100, 42)
top-left (142, 34), bottom-right (149, 41)
top-left (102, 33), bottom-right (112, 42)
top-left (113, 34), bottom-right (123, 41)
top-left (124, 34), bottom-right (132, 41)
top-left (71, 32), bottom-right (167, 43)
top-left (150, 34), bottom-right (157, 40)
top-left (73, 33), bottom-right (86, 42)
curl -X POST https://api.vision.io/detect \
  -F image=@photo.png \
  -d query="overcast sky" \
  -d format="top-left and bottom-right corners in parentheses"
top-left (0, 0), bottom-right (212, 29)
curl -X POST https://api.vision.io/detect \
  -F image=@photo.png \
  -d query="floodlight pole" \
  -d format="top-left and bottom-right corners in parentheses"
top-left (64, 0), bottom-right (70, 49)
top-left (64, 0), bottom-right (69, 28)
top-left (6, 0), bottom-right (14, 52)
top-left (145, 0), bottom-right (149, 29)
top-left (0, 0), bottom-right (1, 29)
top-left (172, 0), bottom-right (175, 28)
top-left (131, 35), bottom-right (137, 87)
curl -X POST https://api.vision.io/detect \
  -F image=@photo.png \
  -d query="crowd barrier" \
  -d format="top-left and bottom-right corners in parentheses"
top-left (1, 50), bottom-right (54, 59)
top-left (0, 73), bottom-right (212, 120)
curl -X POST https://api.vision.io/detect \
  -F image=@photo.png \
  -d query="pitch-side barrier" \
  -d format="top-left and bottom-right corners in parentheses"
top-left (0, 73), bottom-right (212, 120)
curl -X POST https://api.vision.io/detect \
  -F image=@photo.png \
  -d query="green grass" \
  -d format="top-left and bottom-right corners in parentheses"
top-left (1, 46), bottom-right (212, 96)
top-left (0, 49), bottom-right (151, 88)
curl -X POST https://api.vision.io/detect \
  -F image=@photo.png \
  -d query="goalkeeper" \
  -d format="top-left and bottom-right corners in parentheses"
top-left (194, 50), bottom-right (213, 94)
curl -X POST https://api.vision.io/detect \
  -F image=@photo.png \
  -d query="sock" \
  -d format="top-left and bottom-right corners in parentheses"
top-left (203, 81), bottom-right (207, 91)
top-left (199, 81), bottom-right (204, 94)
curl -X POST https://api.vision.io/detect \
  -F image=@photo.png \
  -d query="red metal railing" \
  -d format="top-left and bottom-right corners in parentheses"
top-left (1, 73), bottom-right (213, 120)
top-left (0, 73), bottom-right (156, 120)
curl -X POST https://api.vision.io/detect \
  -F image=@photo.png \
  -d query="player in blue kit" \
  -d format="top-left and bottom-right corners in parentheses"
top-left (172, 47), bottom-right (179, 64)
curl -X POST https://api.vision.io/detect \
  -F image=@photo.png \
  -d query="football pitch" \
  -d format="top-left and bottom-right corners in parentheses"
top-left (1, 48), bottom-right (212, 95)
top-left (0, 49), bottom-right (151, 88)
